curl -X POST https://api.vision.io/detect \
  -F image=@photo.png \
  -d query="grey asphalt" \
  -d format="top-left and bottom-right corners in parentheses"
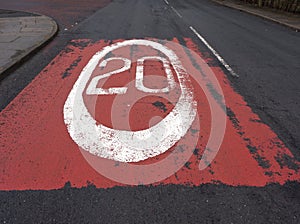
top-left (0, 0), bottom-right (300, 223)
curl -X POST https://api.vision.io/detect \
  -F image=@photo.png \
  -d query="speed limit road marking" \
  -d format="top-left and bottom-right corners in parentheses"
top-left (0, 38), bottom-right (299, 190)
top-left (64, 40), bottom-right (197, 163)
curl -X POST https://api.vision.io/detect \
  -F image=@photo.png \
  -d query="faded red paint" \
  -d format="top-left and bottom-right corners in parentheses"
top-left (0, 38), bottom-right (299, 190)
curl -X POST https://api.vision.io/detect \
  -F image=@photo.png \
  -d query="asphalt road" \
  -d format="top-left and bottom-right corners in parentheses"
top-left (1, 0), bottom-right (300, 223)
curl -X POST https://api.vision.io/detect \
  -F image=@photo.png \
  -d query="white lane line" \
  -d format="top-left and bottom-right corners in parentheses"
top-left (164, 0), bottom-right (169, 5)
top-left (171, 6), bottom-right (182, 18)
top-left (189, 26), bottom-right (239, 78)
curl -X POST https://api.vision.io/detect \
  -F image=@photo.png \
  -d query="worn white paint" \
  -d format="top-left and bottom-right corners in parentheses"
top-left (86, 57), bottom-right (130, 95)
top-left (189, 26), bottom-right (239, 77)
top-left (64, 39), bottom-right (197, 162)
top-left (164, 0), bottom-right (169, 5)
top-left (136, 56), bottom-right (176, 93)
top-left (171, 6), bottom-right (182, 18)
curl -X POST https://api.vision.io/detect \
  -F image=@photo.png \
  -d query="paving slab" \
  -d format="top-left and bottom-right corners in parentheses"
top-left (0, 9), bottom-right (58, 75)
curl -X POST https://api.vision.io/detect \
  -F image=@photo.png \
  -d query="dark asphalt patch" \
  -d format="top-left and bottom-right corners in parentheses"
top-left (152, 101), bottom-right (168, 112)
top-left (62, 56), bottom-right (82, 78)
top-left (275, 153), bottom-right (300, 172)
top-left (1, 182), bottom-right (300, 223)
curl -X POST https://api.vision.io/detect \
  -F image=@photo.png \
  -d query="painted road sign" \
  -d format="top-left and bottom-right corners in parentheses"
top-left (64, 40), bottom-right (197, 163)
top-left (0, 38), bottom-right (299, 190)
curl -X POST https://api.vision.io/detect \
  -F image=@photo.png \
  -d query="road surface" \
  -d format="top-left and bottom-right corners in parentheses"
top-left (0, 0), bottom-right (300, 223)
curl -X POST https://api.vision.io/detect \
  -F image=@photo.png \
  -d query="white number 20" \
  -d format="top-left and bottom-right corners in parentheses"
top-left (86, 56), bottom-right (176, 95)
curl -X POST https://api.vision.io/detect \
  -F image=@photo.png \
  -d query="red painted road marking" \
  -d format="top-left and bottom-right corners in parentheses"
top-left (64, 40), bottom-right (198, 165)
top-left (0, 39), bottom-right (299, 190)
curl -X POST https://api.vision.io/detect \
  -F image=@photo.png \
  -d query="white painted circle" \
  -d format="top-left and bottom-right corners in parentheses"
top-left (64, 39), bottom-right (197, 163)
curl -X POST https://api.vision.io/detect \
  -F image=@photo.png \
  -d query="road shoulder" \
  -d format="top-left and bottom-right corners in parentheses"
top-left (212, 0), bottom-right (300, 31)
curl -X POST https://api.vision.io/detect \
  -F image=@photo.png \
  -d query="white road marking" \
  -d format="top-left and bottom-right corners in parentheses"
top-left (163, 2), bottom-right (238, 78)
top-left (189, 26), bottom-right (239, 77)
top-left (86, 57), bottom-right (130, 95)
top-left (64, 39), bottom-right (197, 163)
top-left (171, 6), bottom-right (182, 18)
top-left (164, 0), bottom-right (169, 5)
top-left (136, 56), bottom-right (176, 93)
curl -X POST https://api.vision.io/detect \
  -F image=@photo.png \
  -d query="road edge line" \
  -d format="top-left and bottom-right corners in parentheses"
top-left (189, 26), bottom-right (239, 78)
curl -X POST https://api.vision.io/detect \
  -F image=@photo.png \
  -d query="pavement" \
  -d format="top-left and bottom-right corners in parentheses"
top-left (0, 1), bottom-right (299, 77)
top-left (213, 0), bottom-right (300, 31)
top-left (0, 9), bottom-right (57, 76)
